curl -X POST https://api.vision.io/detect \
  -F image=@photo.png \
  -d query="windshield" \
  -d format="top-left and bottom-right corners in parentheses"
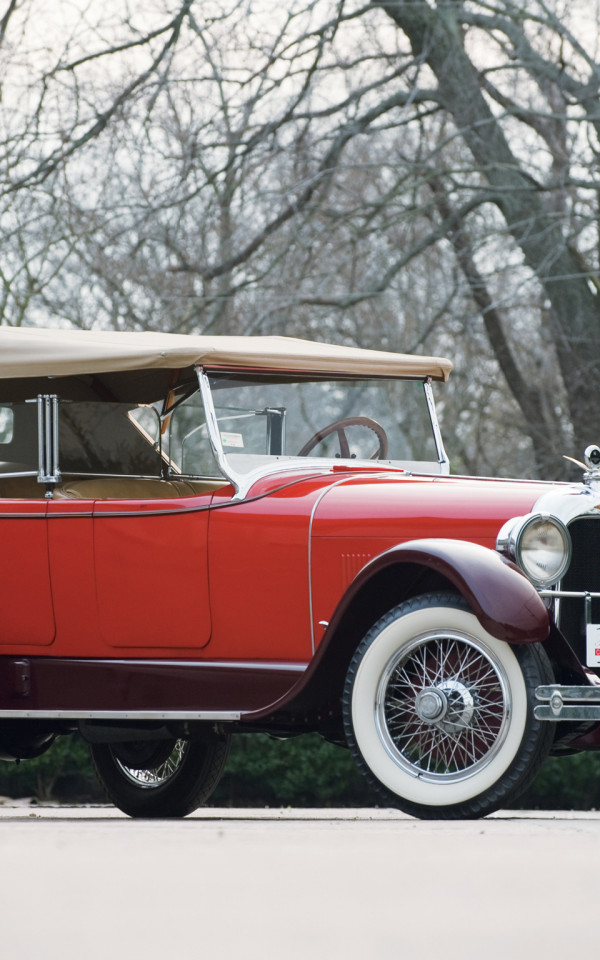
top-left (194, 373), bottom-right (442, 479)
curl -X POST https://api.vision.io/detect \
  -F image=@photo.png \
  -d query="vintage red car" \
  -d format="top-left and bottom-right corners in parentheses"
top-left (0, 326), bottom-right (597, 818)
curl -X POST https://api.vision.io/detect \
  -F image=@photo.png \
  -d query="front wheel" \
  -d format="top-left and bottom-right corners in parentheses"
top-left (91, 736), bottom-right (230, 818)
top-left (343, 592), bottom-right (553, 819)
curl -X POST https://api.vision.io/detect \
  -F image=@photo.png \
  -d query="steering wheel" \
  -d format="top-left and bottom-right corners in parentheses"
top-left (297, 416), bottom-right (389, 460)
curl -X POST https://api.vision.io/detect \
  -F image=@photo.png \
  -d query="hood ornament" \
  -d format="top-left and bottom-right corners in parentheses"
top-left (564, 444), bottom-right (600, 486)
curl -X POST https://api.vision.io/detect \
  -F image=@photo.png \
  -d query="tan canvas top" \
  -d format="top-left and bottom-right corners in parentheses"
top-left (0, 327), bottom-right (452, 381)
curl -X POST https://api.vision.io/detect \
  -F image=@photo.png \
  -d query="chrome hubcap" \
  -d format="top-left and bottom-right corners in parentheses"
top-left (376, 630), bottom-right (511, 784)
top-left (415, 689), bottom-right (447, 722)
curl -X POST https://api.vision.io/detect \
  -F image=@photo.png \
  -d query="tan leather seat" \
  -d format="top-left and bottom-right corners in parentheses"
top-left (0, 476), bottom-right (47, 498)
top-left (51, 476), bottom-right (228, 500)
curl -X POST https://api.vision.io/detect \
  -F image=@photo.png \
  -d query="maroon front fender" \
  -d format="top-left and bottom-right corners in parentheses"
top-left (244, 538), bottom-right (549, 724)
top-left (357, 538), bottom-right (549, 645)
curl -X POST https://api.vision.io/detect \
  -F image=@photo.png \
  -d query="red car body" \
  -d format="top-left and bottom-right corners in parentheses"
top-left (0, 328), bottom-right (597, 818)
top-left (0, 472), bottom-right (550, 700)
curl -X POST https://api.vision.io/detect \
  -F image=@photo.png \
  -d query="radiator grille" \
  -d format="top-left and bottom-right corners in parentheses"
top-left (558, 516), bottom-right (600, 662)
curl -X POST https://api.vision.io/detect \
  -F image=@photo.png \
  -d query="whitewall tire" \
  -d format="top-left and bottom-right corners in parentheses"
top-left (343, 592), bottom-right (553, 819)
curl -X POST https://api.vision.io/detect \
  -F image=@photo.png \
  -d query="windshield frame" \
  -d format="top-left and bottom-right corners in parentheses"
top-left (197, 367), bottom-right (449, 500)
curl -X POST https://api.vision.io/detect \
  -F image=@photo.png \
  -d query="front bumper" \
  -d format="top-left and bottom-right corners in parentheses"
top-left (535, 685), bottom-right (600, 721)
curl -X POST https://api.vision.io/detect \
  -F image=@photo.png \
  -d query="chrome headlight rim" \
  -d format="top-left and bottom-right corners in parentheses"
top-left (497, 513), bottom-right (572, 588)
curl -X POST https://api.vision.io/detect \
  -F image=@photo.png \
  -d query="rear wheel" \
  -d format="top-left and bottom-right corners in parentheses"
top-left (343, 592), bottom-right (553, 819)
top-left (91, 736), bottom-right (230, 818)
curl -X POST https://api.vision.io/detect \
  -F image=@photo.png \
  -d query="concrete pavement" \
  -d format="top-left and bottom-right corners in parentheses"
top-left (0, 804), bottom-right (596, 959)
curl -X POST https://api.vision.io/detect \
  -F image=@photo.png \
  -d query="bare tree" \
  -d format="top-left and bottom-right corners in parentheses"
top-left (374, 0), bottom-right (600, 463)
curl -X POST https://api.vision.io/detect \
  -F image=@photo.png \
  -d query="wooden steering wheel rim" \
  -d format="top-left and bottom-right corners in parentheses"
top-left (297, 416), bottom-right (389, 460)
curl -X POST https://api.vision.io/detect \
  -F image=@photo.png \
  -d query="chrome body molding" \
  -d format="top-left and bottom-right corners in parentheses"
top-left (539, 590), bottom-right (600, 600)
top-left (308, 475), bottom-right (359, 654)
top-left (0, 709), bottom-right (241, 721)
top-left (68, 658), bottom-right (307, 671)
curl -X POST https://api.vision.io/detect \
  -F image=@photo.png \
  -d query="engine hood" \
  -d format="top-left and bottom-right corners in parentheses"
top-left (309, 470), bottom-right (565, 548)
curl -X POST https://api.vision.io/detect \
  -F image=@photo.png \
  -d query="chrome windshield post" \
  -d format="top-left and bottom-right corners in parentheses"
top-left (424, 378), bottom-right (449, 474)
top-left (196, 367), bottom-right (241, 499)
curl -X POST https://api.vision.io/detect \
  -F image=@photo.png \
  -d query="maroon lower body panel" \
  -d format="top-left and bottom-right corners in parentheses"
top-left (0, 657), bottom-right (307, 714)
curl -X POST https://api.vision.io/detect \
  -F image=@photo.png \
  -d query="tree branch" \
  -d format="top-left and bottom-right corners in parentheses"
top-left (2, 0), bottom-right (195, 195)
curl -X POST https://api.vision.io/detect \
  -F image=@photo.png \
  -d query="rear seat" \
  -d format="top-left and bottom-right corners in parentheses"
top-left (51, 477), bottom-right (228, 500)
top-left (0, 476), bottom-right (47, 499)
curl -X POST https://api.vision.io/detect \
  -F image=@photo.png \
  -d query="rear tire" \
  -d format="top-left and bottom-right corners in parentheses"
top-left (343, 592), bottom-right (554, 819)
top-left (91, 736), bottom-right (230, 818)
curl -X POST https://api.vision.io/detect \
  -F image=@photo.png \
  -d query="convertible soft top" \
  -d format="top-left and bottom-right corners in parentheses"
top-left (0, 327), bottom-right (452, 381)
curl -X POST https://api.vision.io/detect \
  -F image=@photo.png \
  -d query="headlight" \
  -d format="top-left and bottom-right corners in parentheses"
top-left (497, 513), bottom-right (572, 587)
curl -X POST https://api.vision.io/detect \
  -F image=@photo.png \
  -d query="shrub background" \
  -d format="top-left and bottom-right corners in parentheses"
top-left (1, 734), bottom-right (599, 810)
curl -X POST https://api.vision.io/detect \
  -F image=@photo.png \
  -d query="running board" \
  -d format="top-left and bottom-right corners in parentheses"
top-left (0, 709), bottom-right (241, 722)
top-left (535, 685), bottom-right (600, 721)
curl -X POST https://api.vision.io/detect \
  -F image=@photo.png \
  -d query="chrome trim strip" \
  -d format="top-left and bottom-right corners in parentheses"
top-left (0, 709), bottom-right (241, 721)
top-left (539, 589), bottom-right (600, 600)
top-left (536, 685), bottom-right (600, 702)
top-left (534, 704), bottom-right (600, 721)
top-left (1, 657), bottom-right (307, 672)
top-left (0, 471), bottom-right (37, 479)
top-left (308, 476), bottom-right (357, 654)
top-left (0, 511), bottom-right (50, 519)
top-left (61, 658), bottom-right (308, 671)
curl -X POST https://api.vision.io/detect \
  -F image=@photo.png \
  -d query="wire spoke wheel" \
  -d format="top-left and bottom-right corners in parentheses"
top-left (343, 592), bottom-right (554, 819)
top-left (114, 739), bottom-right (188, 789)
top-left (377, 632), bottom-right (510, 783)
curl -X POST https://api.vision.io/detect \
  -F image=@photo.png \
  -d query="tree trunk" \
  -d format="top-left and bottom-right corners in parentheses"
top-left (377, 0), bottom-right (600, 457)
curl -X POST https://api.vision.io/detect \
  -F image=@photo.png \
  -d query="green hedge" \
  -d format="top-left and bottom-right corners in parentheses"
top-left (1, 733), bottom-right (600, 810)
top-left (212, 734), bottom-right (374, 807)
top-left (0, 733), bottom-right (373, 807)
top-left (0, 736), bottom-right (102, 803)
top-left (517, 752), bottom-right (600, 810)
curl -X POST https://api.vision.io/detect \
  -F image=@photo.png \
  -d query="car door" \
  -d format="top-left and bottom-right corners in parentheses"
top-left (0, 498), bottom-right (55, 647)
top-left (47, 396), bottom-right (216, 656)
top-left (92, 493), bottom-right (213, 653)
